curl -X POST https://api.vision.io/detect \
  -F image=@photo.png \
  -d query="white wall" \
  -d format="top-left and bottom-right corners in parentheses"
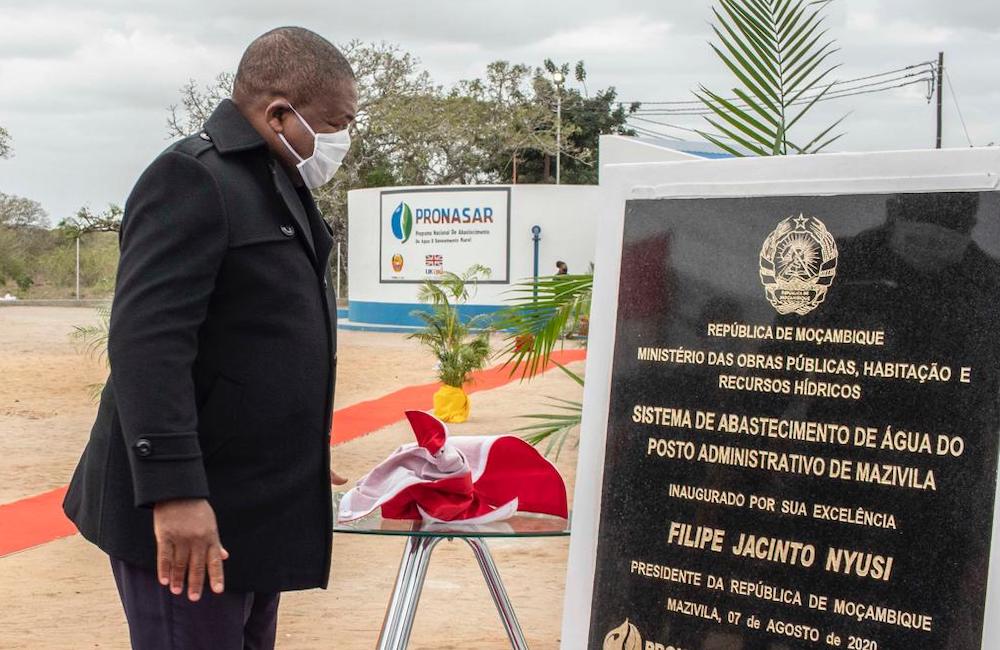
top-left (346, 137), bottom-right (702, 324)
top-left (347, 184), bottom-right (600, 316)
top-left (598, 134), bottom-right (702, 167)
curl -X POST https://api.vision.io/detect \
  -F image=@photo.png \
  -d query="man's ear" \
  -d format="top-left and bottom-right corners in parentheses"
top-left (264, 100), bottom-right (291, 134)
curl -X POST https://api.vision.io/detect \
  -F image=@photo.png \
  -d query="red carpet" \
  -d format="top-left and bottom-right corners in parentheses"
top-left (332, 349), bottom-right (586, 444)
top-left (0, 486), bottom-right (77, 558)
top-left (0, 349), bottom-right (586, 557)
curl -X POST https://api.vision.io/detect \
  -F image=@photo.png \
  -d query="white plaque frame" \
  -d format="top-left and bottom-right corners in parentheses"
top-left (561, 147), bottom-right (1000, 648)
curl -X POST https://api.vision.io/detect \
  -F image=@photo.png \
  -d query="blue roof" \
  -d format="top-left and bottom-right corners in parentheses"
top-left (635, 135), bottom-right (741, 159)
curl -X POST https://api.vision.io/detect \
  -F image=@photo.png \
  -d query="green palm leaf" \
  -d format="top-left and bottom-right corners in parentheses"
top-left (407, 265), bottom-right (494, 387)
top-left (494, 273), bottom-right (592, 380)
top-left (697, 0), bottom-right (847, 156)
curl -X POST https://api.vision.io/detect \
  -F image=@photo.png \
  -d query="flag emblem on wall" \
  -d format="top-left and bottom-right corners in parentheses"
top-left (425, 254), bottom-right (443, 267)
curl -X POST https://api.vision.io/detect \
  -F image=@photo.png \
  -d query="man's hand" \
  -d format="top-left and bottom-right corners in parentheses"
top-left (330, 469), bottom-right (348, 485)
top-left (153, 498), bottom-right (228, 601)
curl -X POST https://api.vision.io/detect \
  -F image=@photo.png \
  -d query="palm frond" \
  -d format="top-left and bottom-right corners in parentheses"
top-left (408, 265), bottom-right (494, 387)
top-left (69, 306), bottom-right (111, 402)
top-left (697, 0), bottom-right (847, 156)
top-left (70, 306), bottom-right (111, 366)
top-left (494, 273), bottom-right (592, 379)
top-left (515, 395), bottom-right (583, 460)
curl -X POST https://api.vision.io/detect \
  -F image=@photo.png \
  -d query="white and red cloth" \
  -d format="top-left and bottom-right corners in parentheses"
top-left (337, 410), bottom-right (568, 524)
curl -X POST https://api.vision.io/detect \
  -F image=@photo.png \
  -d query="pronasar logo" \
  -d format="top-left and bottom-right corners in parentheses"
top-left (604, 619), bottom-right (642, 650)
top-left (391, 202), bottom-right (414, 243)
top-left (391, 199), bottom-right (496, 238)
top-left (413, 205), bottom-right (494, 224)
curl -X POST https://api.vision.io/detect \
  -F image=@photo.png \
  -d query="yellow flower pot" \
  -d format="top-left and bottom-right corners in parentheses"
top-left (433, 384), bottom-right (470, 423)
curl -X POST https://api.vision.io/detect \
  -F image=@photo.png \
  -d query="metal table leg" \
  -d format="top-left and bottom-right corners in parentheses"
top-left (376, 536), bottom-right (443, 650)
top-left (464, 537), bottom-right (530, 650)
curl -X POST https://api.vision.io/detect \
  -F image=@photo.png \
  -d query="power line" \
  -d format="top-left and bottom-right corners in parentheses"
top-left (631, 71), bottom-right (933, 116)
top-left (625, 77), bottom-right (932, 144)
top-left (944, 69), bottom-right (974, 147)
top-left (628, 117), bottom-right (704, 136)
top-left (619, 61), bottom-right (936, 107)
top-left (626, 124), bottom-right (686, 142)
top-left (543, 63), bottom-right (935, 119)
top-left (633, 78), bottom-right (931, 118)
top-left (627, 116), bottom-right (742, 144)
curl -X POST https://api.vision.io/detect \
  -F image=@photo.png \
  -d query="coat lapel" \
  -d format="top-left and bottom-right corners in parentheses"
top-left (269, 161), bottom-right (317, 267)
top-left (202, 100), bottom-right (323, 270)
top-left (302, 193), bottom-right (334, 273)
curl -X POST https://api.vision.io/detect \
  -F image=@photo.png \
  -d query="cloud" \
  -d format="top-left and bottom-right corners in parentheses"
top-left (846, 11), bottom-right (955, 45)
top-left (535, 16), bottom-right (672, 54)
top-left (0, 0), bottom-right (998, 219)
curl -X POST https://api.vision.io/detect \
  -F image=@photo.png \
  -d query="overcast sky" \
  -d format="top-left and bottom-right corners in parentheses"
top-left (1, 0), bottom-right (998, 222)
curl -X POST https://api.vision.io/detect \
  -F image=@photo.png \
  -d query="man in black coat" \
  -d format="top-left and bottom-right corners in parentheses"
top-left (63, 26), bottom-right (356, 648)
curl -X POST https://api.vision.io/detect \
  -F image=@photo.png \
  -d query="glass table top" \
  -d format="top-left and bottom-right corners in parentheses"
top-left (332, 493), bottom-right (571, 539)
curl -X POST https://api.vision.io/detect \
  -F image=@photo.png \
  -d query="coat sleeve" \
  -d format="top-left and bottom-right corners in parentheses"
top-left (108, 150), bottom-right (228, 508)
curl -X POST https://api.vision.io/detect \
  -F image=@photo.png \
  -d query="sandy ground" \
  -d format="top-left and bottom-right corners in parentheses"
top-left (0, 306), bottom-right (584, 649)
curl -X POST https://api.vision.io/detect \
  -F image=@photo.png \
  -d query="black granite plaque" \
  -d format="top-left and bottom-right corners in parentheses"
top-left (589, 192), bottom-right (1000, 650)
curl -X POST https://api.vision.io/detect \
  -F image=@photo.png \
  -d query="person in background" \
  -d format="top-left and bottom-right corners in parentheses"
top-left (63, 26), bottom-right (356, 650)
top-left (555, 260), bottom-right (569, 275)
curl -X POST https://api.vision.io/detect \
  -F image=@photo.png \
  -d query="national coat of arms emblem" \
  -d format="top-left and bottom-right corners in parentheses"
top-left (759, 214), bottom-right (838, 315)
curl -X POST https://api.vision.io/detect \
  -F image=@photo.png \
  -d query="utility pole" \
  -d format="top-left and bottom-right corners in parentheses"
top-left (75, 236), bottom-right (80, 300)
top-left (555, 90), bottom-right (562, 184)
top-left (551, 71), bottom-right (565, 184)
top-left (935, 51), bottom-right (944, 149)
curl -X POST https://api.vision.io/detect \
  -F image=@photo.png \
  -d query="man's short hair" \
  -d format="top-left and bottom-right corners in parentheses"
top-left (233, 27), bottom-right (355, 106)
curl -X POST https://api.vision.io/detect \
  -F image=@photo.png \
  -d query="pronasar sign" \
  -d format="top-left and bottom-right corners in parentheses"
top-left (379, 187), bottom-right (510, 283)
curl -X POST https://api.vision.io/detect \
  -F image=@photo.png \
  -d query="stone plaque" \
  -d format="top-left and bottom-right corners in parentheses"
top-left (588, 191), bottom-right (1000, 649)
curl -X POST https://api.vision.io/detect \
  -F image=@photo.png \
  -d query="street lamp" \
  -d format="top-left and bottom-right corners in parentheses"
top-left (551, 71), bottom-right (565, 185)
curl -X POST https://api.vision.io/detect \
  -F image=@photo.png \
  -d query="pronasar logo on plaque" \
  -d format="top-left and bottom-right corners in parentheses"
top-left (759, 214), bottom-right (838, 315)
top-left (603, 619), bottom-right (642, 650)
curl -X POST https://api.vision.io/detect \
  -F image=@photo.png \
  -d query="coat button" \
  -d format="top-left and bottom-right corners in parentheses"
top-left (135, 438), bottom-right (153, 457)
top-left (199, 131), bottom-right (212, 141)
top-left (280, 225), bottom-right (295, 237)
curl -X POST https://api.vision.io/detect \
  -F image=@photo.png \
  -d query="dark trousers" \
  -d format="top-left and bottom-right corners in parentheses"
top-left (110, 556), bottom-right (280, 650)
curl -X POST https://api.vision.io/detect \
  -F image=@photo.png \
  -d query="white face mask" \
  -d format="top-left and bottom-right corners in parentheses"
top-left (277, 105), bottom-right (350, 189)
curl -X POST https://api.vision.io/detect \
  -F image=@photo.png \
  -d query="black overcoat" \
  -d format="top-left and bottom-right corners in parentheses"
top-left (64, 99), bottom-right (338, 592)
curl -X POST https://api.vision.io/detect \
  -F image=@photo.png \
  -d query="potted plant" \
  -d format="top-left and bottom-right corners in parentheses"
top-left (408, 265), bottom-right (493, 423)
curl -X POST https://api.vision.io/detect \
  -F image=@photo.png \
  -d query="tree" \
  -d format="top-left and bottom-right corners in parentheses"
top-left (0, 192), bottom-right (48, 292)
top-left (58, 204), bottom-right (123, 237)
top-left (695, 0), bottom-right (847, 155)
top-left (453, 61), bottom-right (560, 185)
top-left (0, 192), bottom-right (48, 228)
top-left (0, 126), bottom-right (11, 159)
top-left (491, 59), bottom-right (638, 185)
top-left (166, 73), bottom-right (235, 139)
